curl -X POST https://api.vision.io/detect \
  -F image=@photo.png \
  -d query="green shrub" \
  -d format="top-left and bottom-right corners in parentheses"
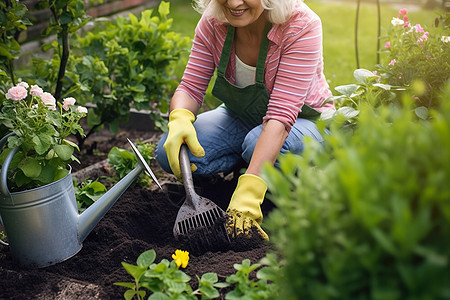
top-left (32, 1), bottom-right (190, 147)
top-left (263, 86), bottom-right (450, 299)
top-left (72, 1), bottom-right (189, 132)
top-left (327, 10), bottom-right (449, 127)
top-left (0, 0), bottom-right (31, 86)
top-left (376, 9), bottom-right (450, 109)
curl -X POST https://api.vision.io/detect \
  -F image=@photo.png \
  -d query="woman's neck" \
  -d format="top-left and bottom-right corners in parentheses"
top-left (235, 12), bottom-right (268, 43)
top-left (234, 14), bottom-right (268, 67)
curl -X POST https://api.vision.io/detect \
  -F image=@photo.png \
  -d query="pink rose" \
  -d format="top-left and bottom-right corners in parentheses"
top-left (62, 97), bottom-right (76, 111)
top-left (17, 82), bottom-right (29, 89)
top-left (30, 85), bottom-right (43, 97)
top-left (399, 8), bottom-right (408, 16)
top-left (384, 41), bottom-right (391, 48)
top-left (414, 24), bottom-right (424, 33)
top-left (40, 92), bottom-right (56, 110)
top-left (6, 86), bottom-right (28, 101)
top-left (76, 106), bottom-right (88, 114)
top-left (389, 59), bottom-right (397, 66)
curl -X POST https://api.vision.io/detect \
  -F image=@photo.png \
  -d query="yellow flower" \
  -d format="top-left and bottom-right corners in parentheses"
top-left (172, 249), bottom-right (189, 268)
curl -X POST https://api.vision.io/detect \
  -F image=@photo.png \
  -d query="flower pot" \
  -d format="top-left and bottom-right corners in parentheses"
top-left (0, 168), bottom-right (81, 267)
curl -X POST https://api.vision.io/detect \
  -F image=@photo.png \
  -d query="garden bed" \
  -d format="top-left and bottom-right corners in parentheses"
top-left (0, 126), bottom-right (271, 299)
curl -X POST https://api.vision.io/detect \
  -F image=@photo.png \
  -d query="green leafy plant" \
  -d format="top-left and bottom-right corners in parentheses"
top-left (3, 1), bottom-right (189, 151)
top-left (0, 82), bottom-right (87, 191)
top-left (116, 249), bottom-right (281, 300)
top-left (73, 178), bottom-right (107, 212)
top-left (108, 141), bottom-right (156, 188)
top-left (0, 0), bottom-right (31, 86)
top-left (32, 0), bottom-right (89, 101)
top-left (326, 9), bottom-right (449, 126)
top-left (225, 255), bottom-right (280, 300)
top-left (376, 8), bottom-right (450, 109)
top-left (322, 68), bottom-right (405, 128)
top-left (54, 1), bottom-right (190, 148)
top-left (263, 85), bottom-right (450, 299)
top-left (115, 249), bottom-right (227, 300)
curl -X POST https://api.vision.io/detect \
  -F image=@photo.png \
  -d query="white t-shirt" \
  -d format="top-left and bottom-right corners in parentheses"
top-left (235, 55), bottom-right (256, 87)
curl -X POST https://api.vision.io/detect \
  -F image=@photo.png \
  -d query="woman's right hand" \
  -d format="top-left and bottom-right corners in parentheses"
top-left (163, 108), bottom-right (205, 180)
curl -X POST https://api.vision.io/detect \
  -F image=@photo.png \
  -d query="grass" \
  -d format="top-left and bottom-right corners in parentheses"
top-left (167, 0), bottom-right (442, 95)
top-left (168, 0), bottom-right (201, 38)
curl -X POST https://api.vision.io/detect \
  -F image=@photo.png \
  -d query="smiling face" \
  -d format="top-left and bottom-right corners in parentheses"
top-left (217, 0), bottom-right (265, 28)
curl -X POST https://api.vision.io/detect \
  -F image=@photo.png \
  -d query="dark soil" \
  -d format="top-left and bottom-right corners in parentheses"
top-left (0, 126), bottom-right (272, 299)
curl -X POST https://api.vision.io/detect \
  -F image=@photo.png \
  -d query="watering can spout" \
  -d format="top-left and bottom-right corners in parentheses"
top-left (78, 139), bottom-right (161, 243)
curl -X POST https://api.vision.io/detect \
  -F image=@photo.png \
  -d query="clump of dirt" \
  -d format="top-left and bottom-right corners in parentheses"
top-left (0, 127), bottom-right (272, 299)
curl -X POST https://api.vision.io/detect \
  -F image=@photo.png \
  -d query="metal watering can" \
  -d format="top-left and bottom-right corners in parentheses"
top-left (0, 133), bottom-right (161, 267)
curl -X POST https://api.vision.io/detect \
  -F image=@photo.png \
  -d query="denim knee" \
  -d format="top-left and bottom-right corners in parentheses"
top-left (155, 133), bottom-right (171, 173)
top-left (241, 128), bottom-right (260, 164)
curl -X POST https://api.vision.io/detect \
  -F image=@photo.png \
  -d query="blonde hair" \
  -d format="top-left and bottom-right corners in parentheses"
top-left (192, 0), bottom-right (302, 24)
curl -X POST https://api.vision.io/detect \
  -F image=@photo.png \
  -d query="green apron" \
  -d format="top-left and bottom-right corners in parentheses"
top-left (211, 23), bottom-right (321, 128)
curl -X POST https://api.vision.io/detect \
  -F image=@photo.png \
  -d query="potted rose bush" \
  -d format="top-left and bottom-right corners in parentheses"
top-left (0, 82), bottom-right (87, 191)
top-left (0, 82), bottom-right (160, 268)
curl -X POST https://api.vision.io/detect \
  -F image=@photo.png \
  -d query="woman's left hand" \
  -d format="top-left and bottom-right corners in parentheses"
top-left (226, 174), bottom-right (269, 240)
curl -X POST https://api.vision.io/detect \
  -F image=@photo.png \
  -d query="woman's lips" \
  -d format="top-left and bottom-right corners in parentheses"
top-left (229, 8), bottom-right (247, 17)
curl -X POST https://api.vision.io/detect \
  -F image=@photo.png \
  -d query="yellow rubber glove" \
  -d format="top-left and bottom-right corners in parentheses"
top-left (163, 109), bottom-right (205, 180)
top-left (226, 174), bottom-right (269, 240)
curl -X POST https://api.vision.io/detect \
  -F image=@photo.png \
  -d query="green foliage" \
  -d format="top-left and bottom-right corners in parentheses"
top-left (0, 229), bottom-right (7, 244)
top-left (327, 11), bottom-right (449, 126)
top-left (10, 1), bottom-right (188, 150)
top-left (108, 141), bottom-right (156, 188)
top-left (30, 0), bottom-right (90, 101)
top-left (66, 1), bottom-right (189, 134)
top-left (0, 0), bottom-right (31, 85)
top-left (263, 86), bottom-right (450, 299)
top-left (35, 0), bottom-right (89, 37)
top-left (225, 255), bottom-right (280, 300)
top-left (73, 178), bottom-right (107, 212)
top-left (376, 10), bottom-right (450, 109)
top-left (116, 249), bottom-right (280, 300)
top-left (322, 68), bottom-right (405, 128)
top-left (115, 249), bottom-right (215, 300)
top-left (1, 0), bottom-right (89, 97)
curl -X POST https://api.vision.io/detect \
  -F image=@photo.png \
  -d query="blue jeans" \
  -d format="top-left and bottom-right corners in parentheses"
top-left (155, 106), bottom-right (325, 177)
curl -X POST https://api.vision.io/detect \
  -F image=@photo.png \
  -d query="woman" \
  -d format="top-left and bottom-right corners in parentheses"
top-left (155, 0), bottom-right (335, 240)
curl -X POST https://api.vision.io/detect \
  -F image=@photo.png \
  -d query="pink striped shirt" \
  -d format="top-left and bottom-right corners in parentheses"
top-left (177, 2), bottom-right (335, 128)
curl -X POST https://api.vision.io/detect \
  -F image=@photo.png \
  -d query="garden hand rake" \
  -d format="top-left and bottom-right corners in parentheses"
top-left (173, 145), bottom-right (230, 252)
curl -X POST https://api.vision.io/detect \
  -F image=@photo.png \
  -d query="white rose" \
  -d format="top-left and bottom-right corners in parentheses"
top-left (62, 97), bottom-right (76, 111)
top-left (30, 85), bottom-right (44, 97)
top-left (391, 17), bottom-right (404, 26)
top-left (40, 92), bottom-right (56, 110)
top-left (76, 106), bottom-right (88, 114)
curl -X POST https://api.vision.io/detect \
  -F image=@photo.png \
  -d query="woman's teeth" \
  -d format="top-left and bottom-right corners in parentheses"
top-left (230, 9), bottom-right (246, 14)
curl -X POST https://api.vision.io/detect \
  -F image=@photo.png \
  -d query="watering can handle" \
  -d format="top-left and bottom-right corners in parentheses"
top-left (0, 133), bottom-right (18, 197)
